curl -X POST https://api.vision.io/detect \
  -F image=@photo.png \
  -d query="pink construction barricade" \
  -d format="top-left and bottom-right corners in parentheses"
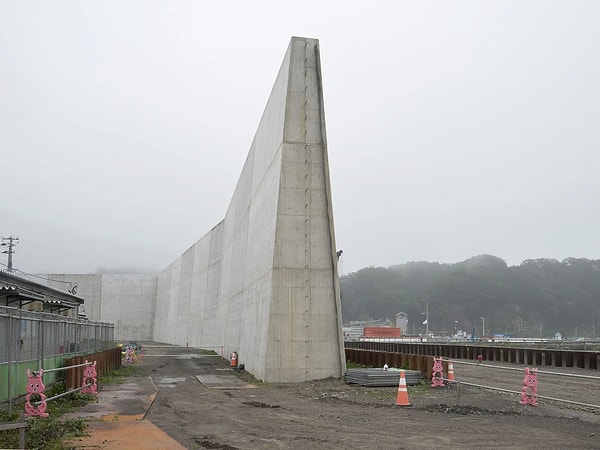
top-left (431, 357), bottom-right (445, 387)
top-left (519, 367), bottom-right (538, 406)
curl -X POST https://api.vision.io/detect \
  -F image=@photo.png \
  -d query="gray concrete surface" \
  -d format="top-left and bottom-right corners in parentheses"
top-left (67, 344), bottom-right (600, 449)
top-left (42, 37), bottom-right (345, 383)
top-left (41, 273), bottom-right (157, 341)
top-left (62, 367), bottom-right (186, 450)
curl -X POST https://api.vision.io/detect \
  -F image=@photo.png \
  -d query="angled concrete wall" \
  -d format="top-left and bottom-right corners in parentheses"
top-left (267, 39), bottom-right (343, 381)
top-left (151, 37), bottom-right (344, 382)
top-left (44, 37), bottom-right (344, 382)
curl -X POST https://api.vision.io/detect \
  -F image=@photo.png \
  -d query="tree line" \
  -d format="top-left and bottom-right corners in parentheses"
top-left (339, 255), bottom-right (600, 338)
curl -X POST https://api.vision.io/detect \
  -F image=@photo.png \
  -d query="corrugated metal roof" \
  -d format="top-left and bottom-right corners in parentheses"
top-left (0, 285), bottom-right (45, 301)
top-left (1, 271), bottom-right (84, 315)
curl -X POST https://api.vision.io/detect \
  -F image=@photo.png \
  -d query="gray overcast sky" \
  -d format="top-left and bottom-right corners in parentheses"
top-left (1, 1), bottom-right (599, 276)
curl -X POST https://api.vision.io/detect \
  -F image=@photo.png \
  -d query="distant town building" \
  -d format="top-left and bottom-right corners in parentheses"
top-left (396, 312), bottom-right (408, 335)
top-left (343, 318), bottom-right (395, 339)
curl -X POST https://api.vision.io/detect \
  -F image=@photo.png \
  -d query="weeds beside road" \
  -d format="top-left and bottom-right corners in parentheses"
top-left (0, 365), bottom-right (138, 450)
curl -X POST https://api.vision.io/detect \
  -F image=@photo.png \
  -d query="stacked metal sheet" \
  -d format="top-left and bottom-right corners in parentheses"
top-left (344, 368), bottom-right (422, 387)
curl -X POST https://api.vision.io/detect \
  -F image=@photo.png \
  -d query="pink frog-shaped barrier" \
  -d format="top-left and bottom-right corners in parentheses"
top-left (81, 360), bottom-right (98, 394)
top-left (124, 346), bottom-right (135, 363)
top-left (25, 369), bottom-right (49, 417)
top-left (431, 357), bottom-right (445, 387)
top-left (519, 367), bottom-right (538, 406)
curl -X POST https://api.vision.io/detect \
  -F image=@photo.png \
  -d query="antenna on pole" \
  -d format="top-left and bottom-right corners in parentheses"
top-left (1, 236), bottom-right (19, 272)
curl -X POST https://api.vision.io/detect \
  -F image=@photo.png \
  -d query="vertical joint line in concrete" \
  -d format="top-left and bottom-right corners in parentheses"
top-left (303, 46), bottom-right (312, 370)
top-left (303, 53), bottom-right (311, 273)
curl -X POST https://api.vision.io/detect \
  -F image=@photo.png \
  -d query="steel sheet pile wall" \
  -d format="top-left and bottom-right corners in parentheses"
top-left (345, 341), bottom-right (600, 371)
top-left (345, 348), bottom-right (434, 375)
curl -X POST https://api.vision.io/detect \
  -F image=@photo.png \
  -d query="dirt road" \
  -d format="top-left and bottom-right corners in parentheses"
top-left (135, 344), bottom-right (599, 449)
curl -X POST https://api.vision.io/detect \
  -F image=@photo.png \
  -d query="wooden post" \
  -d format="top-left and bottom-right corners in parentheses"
top-left (0, 410), bottom-right (26, 449)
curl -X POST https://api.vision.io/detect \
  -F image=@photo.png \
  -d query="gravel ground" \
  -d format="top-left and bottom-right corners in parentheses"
top-left (136, 344), bottom-right (600, 449)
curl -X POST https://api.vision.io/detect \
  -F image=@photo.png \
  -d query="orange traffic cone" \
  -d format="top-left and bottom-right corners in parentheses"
top-left (395, 370), bottom-right (411, 407)
top-left (447, 361), bottom-right (455, 383)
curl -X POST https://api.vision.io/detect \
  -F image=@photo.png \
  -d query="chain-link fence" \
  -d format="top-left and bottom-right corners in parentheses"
top-left (0, 305), bottom-right (114, 407)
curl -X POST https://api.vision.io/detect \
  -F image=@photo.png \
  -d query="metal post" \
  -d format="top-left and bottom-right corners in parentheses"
top-left (420, 298), bottom-right (430, 338)
top-left (38, 317), bottom-right (44, 370)
top-left (41, 361), bottom-right (93, 373)
top-left (18, 410), bottom-right (25, 450)
top-left (75, 321), bottom-right (80, 354)
top-left (426, 301), bottom-right (429, 337)
top-left (8, 312), bottom-right (13, 417)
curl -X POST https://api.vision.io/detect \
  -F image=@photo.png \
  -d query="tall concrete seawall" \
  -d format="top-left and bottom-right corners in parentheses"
top-left (40, 273), bottom-right (157, 341)
top-left (43, 37), bottom-right (345, 382)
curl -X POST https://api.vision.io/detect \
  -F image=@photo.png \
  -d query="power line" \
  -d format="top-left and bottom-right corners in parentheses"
top-left (16, 268), bottom-right (73, 285)
top-left (0, 258), bottom-right (78, 294)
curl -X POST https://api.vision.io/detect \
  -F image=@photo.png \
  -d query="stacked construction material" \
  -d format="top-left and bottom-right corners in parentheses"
top-left (344, 368), bottom-right (422, 387)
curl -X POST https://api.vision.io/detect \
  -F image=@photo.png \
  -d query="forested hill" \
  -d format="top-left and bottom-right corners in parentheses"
top-left (339, 255), bottom-right (600, 338)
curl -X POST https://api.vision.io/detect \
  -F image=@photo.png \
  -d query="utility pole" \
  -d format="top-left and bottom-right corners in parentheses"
top-left (1, 236), bottom-right (19, 272)
top-left (426, 300), bottom-right (429, 337)
top-left (420, 298), bottom-right (430, 337)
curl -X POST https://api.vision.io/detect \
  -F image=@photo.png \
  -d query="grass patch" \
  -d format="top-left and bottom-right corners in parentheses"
top-left (0, 382), bottom-right (89, 450)
top-left (24, 415), bottom-right (87, 450)
top-left (346, 361), bottom-right (369, 369)
top-left (0, 364), bottom-right (140, 449)
top-left (98, 364), bottom-right (140, 384)
top-left (407, 382), bottom-right (434, 397)
top-left (195, 348), bottom-right (219, 355)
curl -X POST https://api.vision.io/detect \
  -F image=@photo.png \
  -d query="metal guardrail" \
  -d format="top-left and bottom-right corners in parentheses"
top-left (346, 345), bottom-right (600, 412)
top-left (450, 379), bottom-right (600, 410)
top-left (446, 359), bottom-right (600, 380)
top-left (442, 358), bottom-right (600, 410)
top-left (24, 361), bottom-right (98, 417)
top-left (446, 377), bottom-right (600, 411)
top-left (41, 361), bottom-right (92, 373)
